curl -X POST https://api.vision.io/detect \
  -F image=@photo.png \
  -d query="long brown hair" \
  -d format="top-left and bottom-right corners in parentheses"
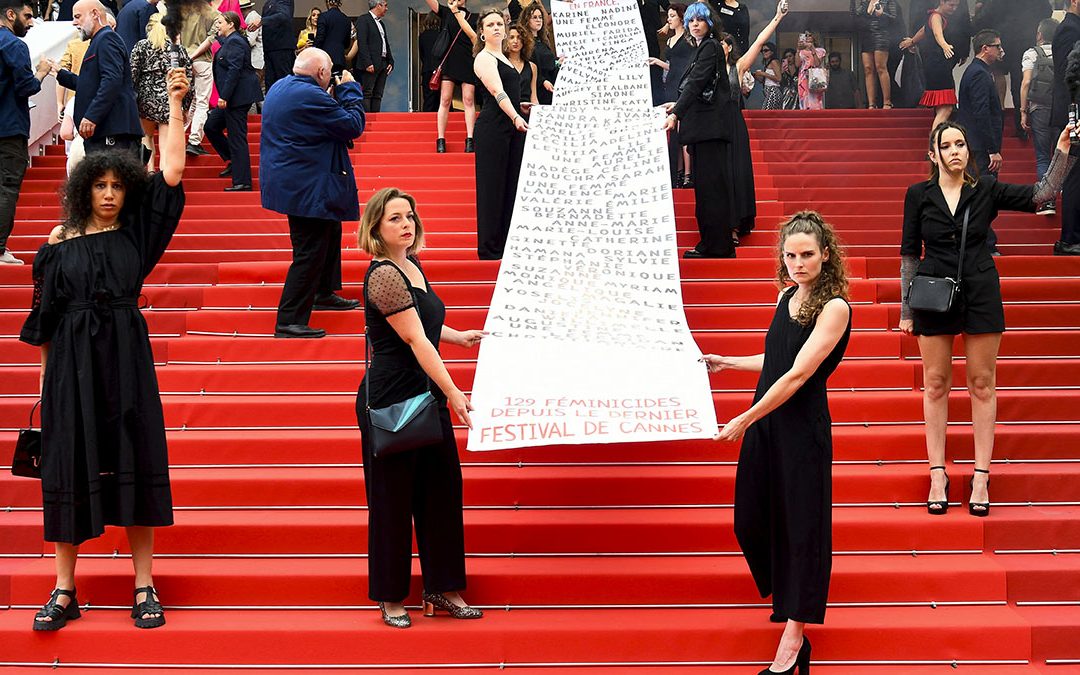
top-left (506, 24), bottom-right (533, 61)
top-left (517, 1), bottom-right (554, 52)
top-left (775, 211), bottom-right (850, 326)
top-left (927, 121), bottom-right (979, 186)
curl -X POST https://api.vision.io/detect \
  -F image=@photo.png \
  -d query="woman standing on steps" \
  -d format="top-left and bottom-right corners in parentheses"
top-left (472, 9), bottom-right (528, 260)
top-left (900, 121), bottom-right (1077, 518)
top-left (703, 212), bottom-right (851, 675)
top-left (20, 69), bottom-right (192, 633)
top-left (356, 188), bottom-right (485, 628)
top-left (900, 0), bottom-right (963, 133)
top-left (424, 0), bottom-right (478, 153)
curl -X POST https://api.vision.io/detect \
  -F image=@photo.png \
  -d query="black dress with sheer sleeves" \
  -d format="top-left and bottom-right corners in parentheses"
top-left (19, 172), bottom-right (185, 546)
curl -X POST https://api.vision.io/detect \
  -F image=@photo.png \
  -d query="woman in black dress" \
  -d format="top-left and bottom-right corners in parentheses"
top-left (714, 0), bottom-right (749, 53)
top-left (424, 0), bottom-right (478, 152)
top-left (21, 69), bottom-right (191, 632)
top-left (900, 121), bottom-right (1076, 517)
top-left (663, 2), bottom-right (734, 259)
top-left (517, 2), bottom-right (557, 105)
top-left (852, 0), bottom-right (898, 108)
top-left (705, 212), bottom-right (852, 675)
top-left (649, 3), bottom-right (692, 187)
top-left (901, 0), bottom-right (963, 132)
top-left (473, 9), bottom-right (527, 260)
top-left (505, 25), bottom-right (538, 112)
top-left (356, 188), bottom-right (485, 628)
top-left (418, 11), bottom-right (443, 112)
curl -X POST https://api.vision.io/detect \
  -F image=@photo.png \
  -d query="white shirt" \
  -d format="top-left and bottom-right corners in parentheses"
top-left (245, 10), bottom-right (264, 69)
top-left (1021, 43), bottom-right (1052, 72)
top-left (373, 14), bottom-right (387, 58)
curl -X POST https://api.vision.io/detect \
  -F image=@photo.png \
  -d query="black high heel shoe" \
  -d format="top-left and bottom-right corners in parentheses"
top-left (436, 138), bottom-right (446, 153)
top-left (422, 592), bottom-right (483, 619)
top-left (969, 468), bottom-right (991, 517)
top-left (32, 588), bottom-right (80, 631)
top-left (759, 636), bottom-right (811, 674)
top-left (927, 465), bottom-right (950, 515)
top-left (132, 585), bottom-right (166, 629)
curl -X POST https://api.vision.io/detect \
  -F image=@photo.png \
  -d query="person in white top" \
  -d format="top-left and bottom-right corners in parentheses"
top-left (241, 0), bottom-right (264, 99)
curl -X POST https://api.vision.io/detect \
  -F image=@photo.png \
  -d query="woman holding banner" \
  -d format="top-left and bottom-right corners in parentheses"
top-left (703, 212), bottom-right (852, 674)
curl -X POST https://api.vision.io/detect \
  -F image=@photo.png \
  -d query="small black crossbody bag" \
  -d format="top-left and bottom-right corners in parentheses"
top-left (908, 206), bottom-right (970, 313)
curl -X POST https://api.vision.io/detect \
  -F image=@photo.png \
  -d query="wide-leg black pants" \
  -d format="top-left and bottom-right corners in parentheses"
top-left (356, 399), bottom-right (467, 602)
top-left (276, 215), bottom-right (342, 326)
top-left (474, 116), bottom-right (521, 260)
top-left (689, 139), bottom-right (735, 258)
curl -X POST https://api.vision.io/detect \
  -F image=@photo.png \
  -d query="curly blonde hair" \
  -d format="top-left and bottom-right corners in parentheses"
top-left (775, 211), bottom-right (849, 326)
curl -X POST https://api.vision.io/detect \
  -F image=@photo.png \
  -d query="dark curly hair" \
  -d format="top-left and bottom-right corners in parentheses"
top-left (775, 211), bottom-right (850, 326)
top-left (58, 151), bottom-right (147, 239)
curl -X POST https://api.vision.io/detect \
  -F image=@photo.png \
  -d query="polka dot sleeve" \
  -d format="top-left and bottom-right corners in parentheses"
top-left (366, 263), bottom-right (416, 317)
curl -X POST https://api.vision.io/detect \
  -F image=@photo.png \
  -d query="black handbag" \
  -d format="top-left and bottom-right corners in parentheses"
top-left (11, 400), bottom-right (42, 479)
top-left (908, 206), bottom-right (970, 313)
top-left (364, 317), bottom-right (442, 458)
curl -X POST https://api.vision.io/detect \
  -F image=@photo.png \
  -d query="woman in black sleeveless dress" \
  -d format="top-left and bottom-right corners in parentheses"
top-left (518, 2), bottom-right (557, 105)
top-left (704, 212), bottom-right (852, 674)
top-left (424, 0), bottom-right (479, 152)
top-left (356, 188), bottom-right (485, 628)
top-left (472, 9), bottom-right (527, 260)
top-left (21, 70), bottom-right (191, 633)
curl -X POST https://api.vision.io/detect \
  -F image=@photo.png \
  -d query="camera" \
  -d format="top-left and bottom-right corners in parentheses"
top-left (1070, 103), bottom-right (1079, 144)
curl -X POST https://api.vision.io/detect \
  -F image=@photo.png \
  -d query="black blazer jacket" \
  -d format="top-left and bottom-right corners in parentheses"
top-left (902, 177), bottom-right (1036, 281)
top-left (672, 37), bottom-right (731, 145)
top-left (315, 6), bottom-right (353, 68)
top-left (355, 12), bottom-right (394, 72)
top-left (955, 58), bottom-right (1002, 153)
top-left (1050, 12), bottom-right (1080, 131)
top-left (214, 31), bottom-right (264, 108)
top-left (56, 26), bottom-right (142, 139)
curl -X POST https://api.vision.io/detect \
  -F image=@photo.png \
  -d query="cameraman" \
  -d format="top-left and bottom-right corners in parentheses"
top-left (260, 47), bottom-right (367, 338)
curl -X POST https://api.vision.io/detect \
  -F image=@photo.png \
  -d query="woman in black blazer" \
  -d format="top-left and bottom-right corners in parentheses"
top-left (205, 11), bottom-right (263, 191)
top-left (663, 2), bottom-right (735, 259)
top-left (900, 121), bottom-right (1076, 517)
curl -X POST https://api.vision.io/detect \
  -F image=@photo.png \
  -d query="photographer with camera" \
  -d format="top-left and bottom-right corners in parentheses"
top-left (260, 47), bottom-right (366, 338)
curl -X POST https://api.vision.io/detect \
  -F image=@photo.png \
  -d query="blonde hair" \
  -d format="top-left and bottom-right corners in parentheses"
top-left (775, 211), bottom-right (850, 326)
top-left (146, 10), bottom-right (167, 50)
top-left (358, 188), bottom-right (425, 257)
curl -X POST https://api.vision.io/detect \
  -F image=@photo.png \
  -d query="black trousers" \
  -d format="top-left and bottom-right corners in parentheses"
top-left (973, 150), bottom-right (1000, 250)
top-left (276, 215), bottom-right (343, 326)
top-left (0, 135), bottom-right (29, 254)
top-left (474, 117), bottom-right (521, 260)
top-left (205, 106), bottom-right (251, 186)
top-left (690, 139), bottom-right (735, 257)
top-left (1062, 159), bottom-right (1080, 245)
top-left (360, 66), bottom-right (389, 113)
top-left (356, 400), bottom-right (467, 602)
top-left (263, 49), bottom-right (295, 90)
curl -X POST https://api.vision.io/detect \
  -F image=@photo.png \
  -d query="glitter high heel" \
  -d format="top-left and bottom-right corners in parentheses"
top-left (378, 602), bottom-right (411, 628)
top-left (422, 592), bottom-right (483, 619)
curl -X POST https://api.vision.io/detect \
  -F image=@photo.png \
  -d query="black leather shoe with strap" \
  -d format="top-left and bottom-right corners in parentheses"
top-left (32, 588), bottom-right (81, 631)
top-left (132, 585), bottom-right (166, 629)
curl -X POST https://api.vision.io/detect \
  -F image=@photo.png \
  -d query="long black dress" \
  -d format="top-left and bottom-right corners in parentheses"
top-left (733, 288), bottom-right (852, 624)
top-left (530, 39), bottom-right (557, 105)
top-left (918, 9), bottom-right (959, 107)
top-left (20, 173), bottom-right (184, 546)
top-left (665, 35), bottom-right (694, 185)
top-left (727, 64), bottom-right (756, 236)
top-left (357, 258), bottom-right (466, 602)
top-left (436, 5), bottom-right (479, 86)
top-left (474, 55), bottom-right (522, 260)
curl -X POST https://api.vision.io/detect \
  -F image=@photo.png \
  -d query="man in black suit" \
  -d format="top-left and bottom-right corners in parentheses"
top-left (315, 0), bottom-right (351, 74)
top-left (261, 0), bottom-right (295, 89)
top-left (1052, 0), bottom-right (1080, 255)
top-left (957, 29), bottom-right (1005, 252)
top-left (205, 11), bottom-right (262, 191)
top-left (114, 0), bottom-right (158, 52)
top-left (354, 0), bottom-right (393, 112)
top-left (57, 0), bottom-right (143, 157)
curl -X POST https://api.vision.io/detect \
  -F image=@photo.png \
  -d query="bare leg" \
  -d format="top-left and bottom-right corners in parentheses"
top-left (140, 119), bottom-right (157, 172)
top-left (861, 52), bottom-right (877, 107)
top-left (461, 83), bottom-right (476, 140)
top-left (963, 332), bottom-right (1002, 508)
top-left (126, 526), bottom-right (161, 620)
top-left (769, 620), bottom-right (806, 671)
top-left (874, 50), bottom-right (891, 107)
top-left (919, 334), bottom-right (955, 506)
top-left (35, 543), bottom-right (78, 624)
top-left (437, 79), bottom-right (455, 139)
top-left (931, 105), bottom-right (952, 132)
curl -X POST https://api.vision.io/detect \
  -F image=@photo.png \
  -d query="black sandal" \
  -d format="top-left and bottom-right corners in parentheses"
top-left (969, 468), bottom-right (991, 517)
top-left (33, 588), bottom-right (81, 631)
top-left (927, 465), bottom-right (950, 515)
top-left (132, 585), bottom-right (166, 629)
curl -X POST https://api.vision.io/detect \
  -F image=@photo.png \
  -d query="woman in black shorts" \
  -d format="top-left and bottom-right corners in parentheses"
top-left (900, 121), bottom-right (1076, 518)
top-left (424, 0), bottom-right (479, 153)
top-left (852, 0), bottom-right (897, 108)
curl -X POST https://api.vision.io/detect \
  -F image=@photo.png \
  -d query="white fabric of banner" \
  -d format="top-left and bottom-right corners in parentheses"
top-left (466, 0), bottom-right (718, 451)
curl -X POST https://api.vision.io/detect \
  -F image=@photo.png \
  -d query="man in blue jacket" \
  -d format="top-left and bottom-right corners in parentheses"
top-left (261, 47), bottom-right (365, 338)
top-left (0, 0), bottom-right (54, 265)
top-left (57, 0), bottom-right (144, 157)
top-left (205, 11), bottom-right (262, 191)
top-left (114, 0), bottom-right (158, 52)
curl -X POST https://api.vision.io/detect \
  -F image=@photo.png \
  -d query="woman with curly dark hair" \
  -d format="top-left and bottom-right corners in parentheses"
top-left (20, 68), bottom-right (191, 633)
top-left (517, 1), bottom-right (556, 104)
top-left (702, 211), bottom-right (852, 674)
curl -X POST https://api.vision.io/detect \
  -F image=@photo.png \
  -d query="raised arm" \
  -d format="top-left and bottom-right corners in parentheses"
top-left (160, 69), bottom-right (190, 186)
top-left (737, 0), bottom-right (787, 76)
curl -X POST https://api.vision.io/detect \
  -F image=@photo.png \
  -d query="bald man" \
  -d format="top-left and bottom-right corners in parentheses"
top-left (56, 0), bottom-right (143, 156)
top-left (260, 48), bottom-right (366, 338)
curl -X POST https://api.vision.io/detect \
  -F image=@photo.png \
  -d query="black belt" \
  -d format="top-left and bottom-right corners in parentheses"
top-left (63, 298), bottom-right (139, 313)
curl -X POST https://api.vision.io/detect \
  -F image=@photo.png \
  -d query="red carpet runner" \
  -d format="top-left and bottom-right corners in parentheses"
top-left (0, 109), bottom-right (1078, 673)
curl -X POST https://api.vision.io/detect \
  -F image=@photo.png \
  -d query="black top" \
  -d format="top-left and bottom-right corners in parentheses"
top-left (436, 4), bottom-right (479, 84)
top-left (516, 59), bottom-right (534, 104)
top-left (955, 58), bottom-right (1002, 153)
top-left (476, 55), bottom-right (521, 120)
top-left (362, 258), bottom-right (447, 408)
top-left (664, 34), bottom-right (694, 103)
top-left (909, 0), bottom-right (971, 61)
top-left (639, 0), bottom-right (670, 56)
top-left (1050, 11), bottom-right (1080, 130)
top-left (419, 27), bottom-right (440, 75)
top-left (531, 38), bottom-right (557, 105)
top-left (672, 36), bottom-right (731, 144)
top-left (714, 2), bottom-right (749, 54)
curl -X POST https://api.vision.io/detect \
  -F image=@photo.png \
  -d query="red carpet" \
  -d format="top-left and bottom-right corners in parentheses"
top-left (0, 109), bottom-right (1078, 672)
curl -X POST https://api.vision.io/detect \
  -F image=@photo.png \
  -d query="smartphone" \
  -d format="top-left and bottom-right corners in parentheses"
top-left (1070, 103), bottom-right (1079, 144)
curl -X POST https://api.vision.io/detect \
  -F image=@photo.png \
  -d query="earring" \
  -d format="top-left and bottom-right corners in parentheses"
top-left (480, 34), bottom-right (485, 41)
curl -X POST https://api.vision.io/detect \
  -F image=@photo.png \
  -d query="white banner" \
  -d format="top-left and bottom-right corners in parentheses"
top-left (465, 0), bottom-right (717, 451)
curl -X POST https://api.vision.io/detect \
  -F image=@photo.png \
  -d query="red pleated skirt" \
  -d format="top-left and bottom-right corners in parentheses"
top-left (919, 89), bottom-right (957, 107)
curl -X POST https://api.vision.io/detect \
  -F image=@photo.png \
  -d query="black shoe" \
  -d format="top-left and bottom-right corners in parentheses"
top-left (759, 636), bottom-right (811, 675)
top-left (927, 465), bottom-right (950, 515)
top-left (683, 249), bottom-right (735, 259)
top-left (219, 164), bottom-right (232, 177)
top-left (224, 184), bottom-right (252, 192)
top-left (185, 143), bottom-right (209, 156)
top-left (969, 468), bottom-right (990, 517)
top-left (33, 588), bottom-right (80, 631)
top-left (131, 585), bottom-right (166, 629)
top-left (313, 294), bottom-right (360, 311)
top-left (464, 137), bottom-right (474, 153)
top-left (274, 324), bottom-right (326, 338)
top-left (436, 138), bottom-right (446, 153)
top-left (1054, 240), bottom-right (1080, 256)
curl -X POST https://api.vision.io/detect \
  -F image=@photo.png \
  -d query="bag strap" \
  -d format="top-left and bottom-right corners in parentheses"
top-left (436, 22), bottom-right (465, 72)
top-left (364, 261), bottom-right (430, 413)
top-left (27, 400), bottom-right (41, 428)
top-left (955, 205), bottom-right (970, 283)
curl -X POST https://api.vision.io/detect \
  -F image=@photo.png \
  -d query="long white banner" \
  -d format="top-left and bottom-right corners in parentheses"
top-left (465, 0), bottom-right (717, 451)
